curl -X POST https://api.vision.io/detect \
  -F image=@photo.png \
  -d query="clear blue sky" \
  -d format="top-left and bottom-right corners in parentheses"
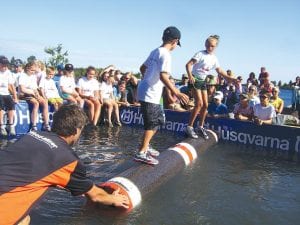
top-left (1, 0), bottom-right (299, 83)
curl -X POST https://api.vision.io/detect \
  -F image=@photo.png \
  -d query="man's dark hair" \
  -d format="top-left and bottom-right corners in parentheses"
top-left (52, 104), bottom-right (87, 137)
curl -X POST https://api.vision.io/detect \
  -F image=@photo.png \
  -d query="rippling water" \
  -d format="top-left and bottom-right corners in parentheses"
top-left (1, 126), bottom-right (300, 225)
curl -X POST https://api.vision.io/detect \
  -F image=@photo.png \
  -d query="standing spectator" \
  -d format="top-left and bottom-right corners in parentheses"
top-left (59, 64), bottom-right (84, 107)
top-left (18, 61), bottom-right (50, 131)
top-left (185, 35), bottom-right (236, 139)
top-left (253, 90), bottom-right (276, 125)
top-left (135, 26), bottom-right (188, 165)
top-left (292, 76), bottom-right (300, 118)
top-left (235, 76), bottom-right (243, 96)
top-left (0, 56), bottom-right (18, 136)
top-left (258, 66), bottom-right (267, 85)
top-left (246, 72), bottom-right (259, 89)
top-left (0, 104), bottom-right (129, 225)
top-left (122, 72), bottom-right (139, 105)
top-left (113, 80), bottom-right (130, 107)
top-left (270, 86), bottom-right (284, 114)
top-left (233, 93), bottom-right (253, 121)
top-left (207, 91), bottom-right (228, 118)
top-left (259, 75), bottom-right (274, 93)
top-left (39, 67), bottom-right (63, 112)
top-left (77, 66), bottom-right (101, 126)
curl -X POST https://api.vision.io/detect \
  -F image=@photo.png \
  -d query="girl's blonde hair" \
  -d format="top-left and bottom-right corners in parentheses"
top-left (205, 35), bottom-right (220, 46)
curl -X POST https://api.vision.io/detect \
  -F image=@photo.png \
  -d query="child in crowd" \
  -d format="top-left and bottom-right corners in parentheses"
top-left (59, 64), bottom-right (84, 107)
top-left (247, 85), bottom-right (260, 107)
top-left (207, 91), bottom-right (228, 118)
top-left (270, 86), bottom-right (284, 114)
top-left (0, 56), bottom-right (18, 136)
top-left (39, 66), bottom-right (63, 112)
top-left (18, 61), bottom-right (50, 131)
top-left (77, 66), bottom-right (101, 126)
top-left (113, 80), bottom-right (130, 107)
top-left (233, 93), bottom-right (253, 121)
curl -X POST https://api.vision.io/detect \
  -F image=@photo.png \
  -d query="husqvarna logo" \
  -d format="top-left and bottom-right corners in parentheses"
top-left (121, 109), bottom-right (144, 125)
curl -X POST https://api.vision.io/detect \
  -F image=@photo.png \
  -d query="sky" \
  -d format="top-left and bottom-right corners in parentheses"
top-left (1, 0), bottom-right (299, 83)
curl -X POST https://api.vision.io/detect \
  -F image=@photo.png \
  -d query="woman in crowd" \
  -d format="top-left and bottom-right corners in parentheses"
top-left (247, 85), bottom-right (260, 107)
top-left (77, 66), bottom-right (102, 126)
top-left (270, 86), bottom-right (284, 114)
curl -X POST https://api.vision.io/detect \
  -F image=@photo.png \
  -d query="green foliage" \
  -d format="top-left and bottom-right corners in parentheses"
top-left (44, 44), bottom-right (69, 67)
top-left (27, 55), bottom-right (37, 63)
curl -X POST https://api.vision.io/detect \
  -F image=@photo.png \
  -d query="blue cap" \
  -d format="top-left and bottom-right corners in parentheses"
top-left (56, 64), bottom-right (64, 70)
top-left (163, 26), bottom-right (181, 46)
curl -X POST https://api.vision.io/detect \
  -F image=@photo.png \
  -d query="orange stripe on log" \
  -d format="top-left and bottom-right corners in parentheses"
top-left (175, 144), bottom-right (194, 162)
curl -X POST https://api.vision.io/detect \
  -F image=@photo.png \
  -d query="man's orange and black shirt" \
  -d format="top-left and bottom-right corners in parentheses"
top-left (0, 131), bottom-right (94, 225)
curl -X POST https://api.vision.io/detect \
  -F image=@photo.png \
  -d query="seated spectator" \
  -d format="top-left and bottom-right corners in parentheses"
top-left (223, 84), bottom-right (238, 113)
top-left (19, 61), bottom-right (50, 131)
top-left (113, 80), bottom-right (130, 107)
top-left (270, 86), bottom-right (284, 114)
top-left (77, 66), bottom-right (101, 126)
top-left (258, 66), bottom-right (267, 86)
top-left (122, 72), bottom-right (139, 105)
top-left (100, 71), bottom-right (122, 127)
top-left (246, 72), bottom-right (259, 89)
top-left (12, 59), bottom-right (24, 89)
top-left (163, 76), bottom-right (186, 112)
top-left (253, 90), bottom-right (276, 125)
top-left (259, 75), bottom-right (274, 93)
top-left (53, 64), bottom-right (64, 90)
top-left (59, 64), bottom-right (84, 107)
top-left (39, 66), bottom-right (63, 112)
top-left (206, 74), bottom-right (217, 102)
top-left (235, 76), bottom-right (243, 95)
top-left (207, 91), bottom-right (228, 118)
top-left (247, 85), bottom-right (260, 107)
top-left (0, 56), bottom-right (18, 136)
top-left (176, 74), bottom-right (190, 95)
top-left (233, 93), bottom-right (253, 121)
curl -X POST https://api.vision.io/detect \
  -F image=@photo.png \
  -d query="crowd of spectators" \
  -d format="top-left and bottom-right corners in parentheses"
top-left (0, 54), bottom-right (298, 136)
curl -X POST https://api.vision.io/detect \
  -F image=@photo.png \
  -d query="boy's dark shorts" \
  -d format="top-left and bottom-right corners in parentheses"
top-left (0, 95), bottom-right (15, 110)
top-left (140, 101), bottom-right (165, 130)
top-left (188, 76), bottom-right (207, 91)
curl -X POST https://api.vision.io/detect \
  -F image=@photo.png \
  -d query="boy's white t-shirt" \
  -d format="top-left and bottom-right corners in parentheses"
top-left (0, 70), bottom-right (14, 95)
top-left (137, 47), bottom-right (171, 104)
top-left (59, 76), bottom-right (76, 94)
top-left (191, 50), bottom-right (220, 80)
top-left (77, 77), bottom-right (99, 97)
top-left (18, 73), bottom-right (38, 95)
top-left (253, 103), bottom-right (276, 120)
top-left (39, 78), bottom-right (61, 99)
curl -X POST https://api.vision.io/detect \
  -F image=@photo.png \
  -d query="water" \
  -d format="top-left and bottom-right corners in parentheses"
top-left (1, 126), bottom-right (300, 225)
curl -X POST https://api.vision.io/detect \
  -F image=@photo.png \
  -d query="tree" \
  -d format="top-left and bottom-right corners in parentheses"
top-left (27, 55), bottom-right (37, 63)
top-left (44, 44), bottom-right (69, 67)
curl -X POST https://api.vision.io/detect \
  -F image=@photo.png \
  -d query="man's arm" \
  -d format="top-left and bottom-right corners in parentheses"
top-left (85, 184), bottom-right (129, 208)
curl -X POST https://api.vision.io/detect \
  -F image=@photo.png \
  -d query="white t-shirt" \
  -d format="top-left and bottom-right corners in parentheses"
top-left (39, 77), bottom-right (61, 99)
top-left (191, 50), bottom-right (220, 80)
top-left (59, 76), bottom-right (76, 94)
top-left (18, 73), bottom-right (38, 95)
top-left (77, 77), bottom-right (99, 97)
top-left (253, 103), bottom-right (276, 120)
top-left (100, 81), bottom-right (113, 99)
top-left (137, 47), bottom-right (171, 104)
top-left (0, 69), bottom-right (14, 95)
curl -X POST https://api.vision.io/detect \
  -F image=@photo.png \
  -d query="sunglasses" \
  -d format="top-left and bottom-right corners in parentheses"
top-left (259, 95), bottom-right (268, 99)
